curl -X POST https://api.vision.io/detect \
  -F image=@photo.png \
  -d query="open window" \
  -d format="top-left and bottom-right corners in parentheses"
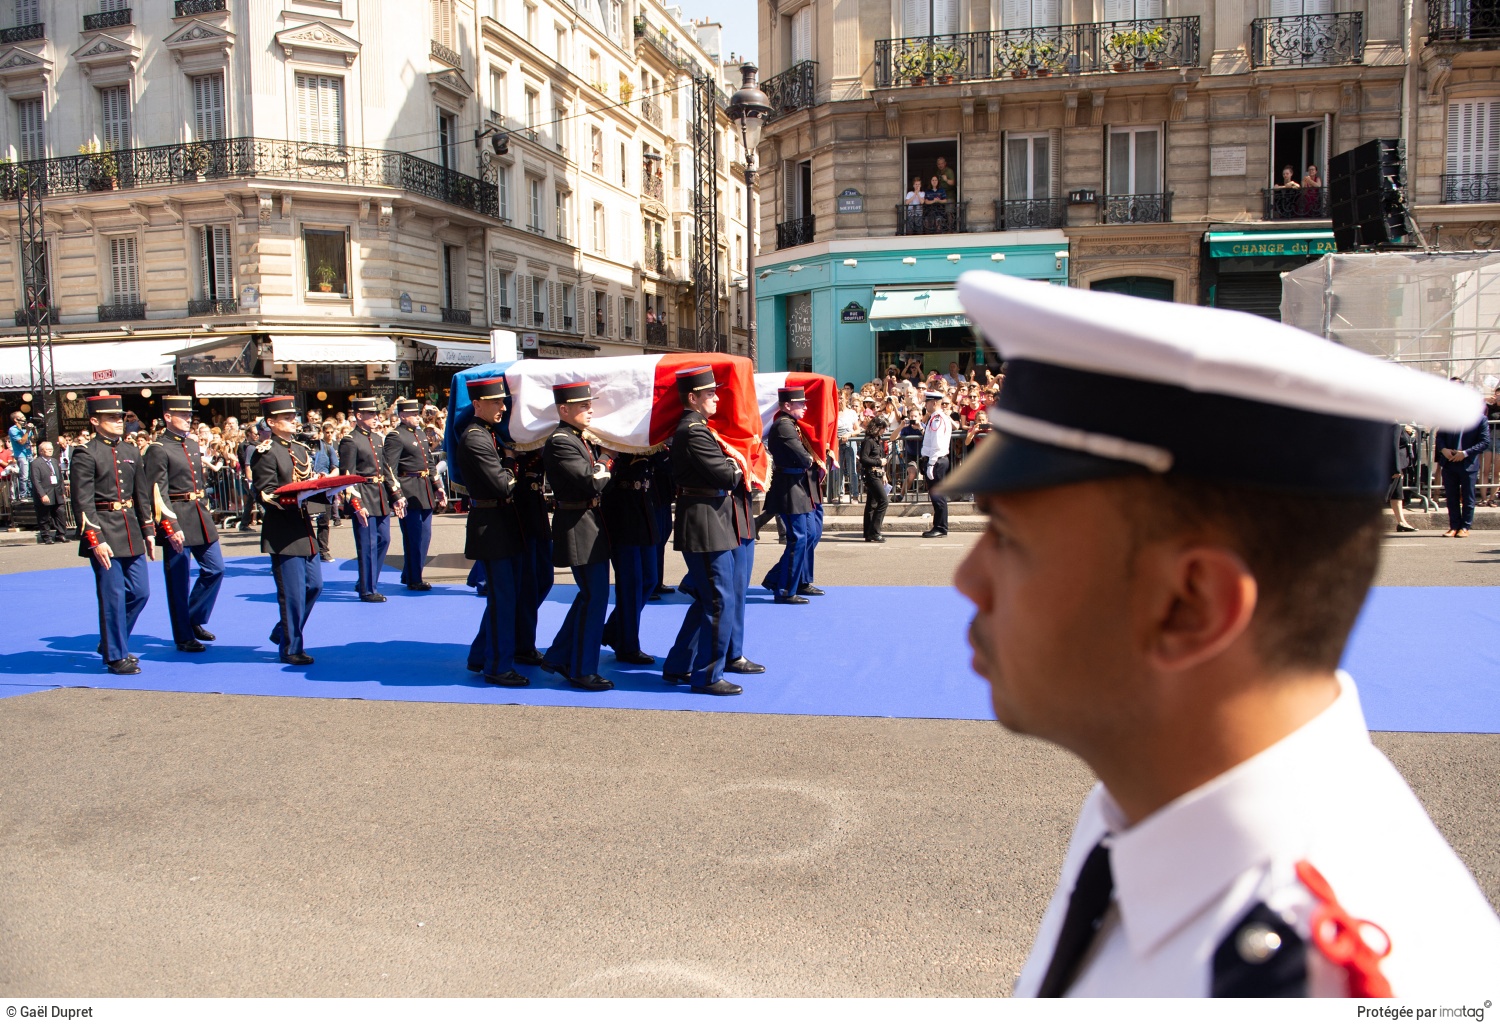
top-left (303, 228), bottom-right (349, 296)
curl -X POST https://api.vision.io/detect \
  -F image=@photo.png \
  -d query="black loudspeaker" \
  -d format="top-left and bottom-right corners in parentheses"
top-left (1328, 139), bottom-right (1406, 251)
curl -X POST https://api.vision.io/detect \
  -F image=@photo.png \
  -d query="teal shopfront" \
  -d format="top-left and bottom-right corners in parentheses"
top-left (754, 236), bottom-right (1068, 386)
top-left (1201, 229), bottom-right (1335, 321)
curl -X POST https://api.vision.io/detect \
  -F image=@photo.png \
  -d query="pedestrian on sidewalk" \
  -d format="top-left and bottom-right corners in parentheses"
top-left (860, 417), bottom-right (890, 542)
top-left (1435, 384), bottom-right (1491, 538)
top-left (29, 440), bottom-right (67, 543)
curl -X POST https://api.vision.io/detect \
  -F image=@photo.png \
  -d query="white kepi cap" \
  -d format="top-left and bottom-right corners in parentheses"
top-left (939, 271), bottom-right (1485, 497)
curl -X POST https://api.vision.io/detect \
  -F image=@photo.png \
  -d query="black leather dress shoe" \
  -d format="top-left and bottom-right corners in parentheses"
top-left (865, 535), bottom-right (887, 543)
top-left (540, 660), bottom-right (567, 677)
top-left (192, 625), bottom-right (216, 642)
top-left (569, 674), bottom-right (615, 691)
top-left (692, 679), bottom-right (742, 696)
top-left (614, 650), bottom-right (657, 665)
top-left (282, 652), bottom-right (315, 666)
top-left (467, 663), bottom-right (484, 673)
top-left (514, 648), bottom-right (546, 666)
top-left (797, 584), bottom-right (825, 597)
top-left (662, 672), bottom-right (690, 685)
top-left (106, 658), bottom-right (141, 675)
top-left (774, 594), bottom-right (810, 605)
top-left (724, 657), bottom-right (765, 674)
top-left (175, 640), bottom-right (207, 653)
top-left (406, 581), bottom-right (433, 591)
top-left (921, 528), bottom-right (948, 538)
top-left (484, 670), bottom-right (530, 687)
top-left (655, 584), bottom-right (676, 594)
top-left (360, 592), bottom-right (387, 603)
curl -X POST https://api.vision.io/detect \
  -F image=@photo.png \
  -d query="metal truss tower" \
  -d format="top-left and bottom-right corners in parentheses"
top-left (15, 165), bottom-right (57, 437)
top-left (689, 71), bottom-right (721, 352)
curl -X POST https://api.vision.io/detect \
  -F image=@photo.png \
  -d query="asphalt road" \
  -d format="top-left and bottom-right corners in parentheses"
top-left (1, 518), bottom-right (1496, 997)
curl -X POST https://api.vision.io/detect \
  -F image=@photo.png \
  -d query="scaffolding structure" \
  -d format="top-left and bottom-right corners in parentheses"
top-left (689, 69), bottom-right (722, 352)
top-left (14, 164), bottom-right (58, 437)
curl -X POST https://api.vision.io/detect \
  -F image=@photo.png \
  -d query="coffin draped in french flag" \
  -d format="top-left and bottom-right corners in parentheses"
top-left (754, 371), bottom-right (841, 469)
top-left (445, 354), bottom-right (768, 492)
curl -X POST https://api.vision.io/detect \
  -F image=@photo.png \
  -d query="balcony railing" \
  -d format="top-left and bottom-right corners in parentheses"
top-left (14, 306), bottom-right (58, 327)
top-left (83, 8), bottom-right (131, 30)
top-left (763, 60), bottom-right (817, 121)
top-left (873, 18), bottom-right (1199, 87)
top-left (0, 22), bottom-right (44, 43)
top-left (643, 244), bottom-right (667, 274)
top-left (897, 200), bottom-right (968, 235)
top-left (677, 327), bottom-right (697, 348)
top-left (174, 0), bottom-right (226, 15)
top-left (645, 321), bottom-right (668, 347)
top-left (776, 214), bottom-right (816, 249)
top-left (996, 197), bottom-right (1067, 230)
top-left (643, 174), bottom-right (664, 202)
top-left (496, 305), bottom-right (512, 322)
top-left (188, 298), bottom-right (238, 315)
top-left (533, 311), bottom-right (545, 325)
top-left (1441, 173), bottom-right (1500, 203)
top-left (563, 315), bottom-right (574, 330)
top-left (1263, 186), bottom-right (1331, 220)
top-left (98, 302), bottom-right (146, 322)
top-left (640, 96), bottom-right (663, 128)
top-left (1251, 13), bottom-right (1363, 67)
top-left (430, 40), bottom-right (462, 68)
top-left (441, 307), bottom-right (471, 324)
top-left (1099, 192), bottom-right (1172, 224)
top-left (624, 324), bottom-right (634, 339)
top-left (1429, 0), bottom-right (1500, 40)
top-left (634, 16), bottom-right (732, 108)
top-left (0, 137), bottom-right (499, 219)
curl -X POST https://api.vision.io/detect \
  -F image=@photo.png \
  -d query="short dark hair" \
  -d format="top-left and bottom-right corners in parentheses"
top-left (1115, 476), bottom-right (1383, 672)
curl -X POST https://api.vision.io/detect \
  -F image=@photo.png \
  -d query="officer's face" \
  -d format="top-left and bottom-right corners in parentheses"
top-left (92, 413), bottom-right (124, 438)
top-left (268, 413), bottom-right (298, 438)
top-left (472, 397), bottom-right (506, 423)
top-left (165, 411), bottom-right (192, 434)
top-left (559, 399), bottom-right (592, 429)
top-left (402, 413), bottom-right (423, 428)
top-left (785, 400), bottom-right (808, 420)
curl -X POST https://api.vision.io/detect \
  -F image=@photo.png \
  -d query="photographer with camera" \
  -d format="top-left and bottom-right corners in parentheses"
top-left (9, 410), bottom-right (36, 502)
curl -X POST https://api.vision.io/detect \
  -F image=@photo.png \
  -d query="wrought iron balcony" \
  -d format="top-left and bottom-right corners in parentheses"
top-left (14, 306), bottom-right (58, 327)
top-left (1429, 0), bottom-right (1500, 40)
top-left (763, 60), bottom-right (817, 121)
top-left (776, 214), bottom-right (815, 249)
top-left (563, 315), bottom-right (574, 330)
top-left (1262, 186), bottom-right (1331, 220)
top-left (643, 244), bottom-right (668, 274)
top-left (996, 197), bottom-right (1067, 230)
top-left (624, 324), bottom-right (634, 339)
top-left (677, 327), bottom-right (697, 349)
top-left (5, 137), bottom-right (499, 220)
top-left (645, 321), bottom-right (668, 347)
top-left (533, 311), bottom-right (545, 325)
top-left (1099, 192), bottom-right (1172, 224)
top-left (174, 0), bottom-right (226, 15)
top-left (1441, 173), bottom-right (1500, 203)
top-left (1251, 13), bottom-right (1363, 67)
top-left (441, 307), bottom-right (471, 324)
top-left (873, 18), bottom-right (1199, 87)
top-left (431, 40), bottom-right (461, 68)
top-left (643, 174), bottom-right (664, 202)
top-left (634, 16), bottom-right (732, 108)
top-left (640, 96), bottom-right (663, 128)
top-left (0, 22), bottom-right (44, 43)
top-left (83, 8), bottom-right (131, 30)
top-left (496, 305), bottom-right (512, 322)
top-left (897, 200), bottom-right (968, 235)
top-left (188, 298), bottom-right (238, 315)
top-left (98, 302), bottom-right (146, 322)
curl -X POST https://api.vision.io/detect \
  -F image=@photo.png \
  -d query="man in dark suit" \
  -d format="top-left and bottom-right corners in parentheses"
top-left (385, 397), bottom-right (445, 591)
top-left (540, 381), bottom-right (614, 691)
top-left (142, 395), bottom-right (224, 653)
top-left (762, 386), bottom-right (817, 604)
top-left (29, 440), bottom-right (66, 544)
top-left (455, 376), bottom-right (528, 687)
top-left (252, 395), bottom-right (322, 665)
top-left (601, 450), bottom-right (659, 664)
top-left (1435, 388), bottom-right (1492, 538)
top-left (339, 397), bottom-right (404, 600)
top-left (660, 365), bottom-right (746, 696)
top-left (70, 394), bottom-right (155, 674)
top-left (512, 447), bottom-right (553, 665)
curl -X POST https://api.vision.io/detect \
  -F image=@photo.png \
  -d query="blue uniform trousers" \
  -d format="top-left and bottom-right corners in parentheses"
top-left (91, 553), bottom-right (150, 664)
top-left (727, 538), bottom-right (754, 661)
top-left (467, 555), bottom-right (521, 675)
top-left (767, 511), bottom-right (814, 597)
top-left (269, 553), bottom-right (322, 658)
top-left (468, 561), bottom-right (487, 592)
top-left (515, 536), bottom-right (554, 652)
top-left (802, 505), bottom-right (823, 586)
top-left (546, 561), bottom-right (609, 678)
top-left (351, 513), bottom-right (391, 596)
top-left (162, 539), bottom-right (224, 644)
top-left (1442, 465), bottom-right (1479, 530)
top-left (653, 505), bottom-right (673, 589)
top-left (663, 548), bottom-right (736, 686)
top-left (603, 543), bottom-right (657, 656)
top-left (397, 507), bottom-right (432, 586)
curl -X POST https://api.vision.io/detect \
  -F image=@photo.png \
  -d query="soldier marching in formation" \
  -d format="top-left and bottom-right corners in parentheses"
top-left (761, 386), bottom-right (820, 604)
top-left (252, 394), bottom-right (322, 665)
top-left (600, 450), bottom-right (659, 665)
top-left (385, 398), bottom-right (445, 591)
top-left (512, 447), bottom-right (553, 666)
top-left (339, 395), bottom-right (404, 601)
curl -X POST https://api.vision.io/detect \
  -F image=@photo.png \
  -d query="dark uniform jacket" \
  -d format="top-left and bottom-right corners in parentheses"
top-left (602, 452), bottom-right (658, 549)
top-left (514, 449), bottom-right (551, 542)
top-left (143, 429), bottom-right (220, 548)
top-left (383, 423), bottom-right (440, 510)
top-left (763, 412), bottom-right (815, 516)
top-left (339, 426), bottom-right (400, 516)
top-left (252, 436), bottom-right (317, 557)
top-left (69, 435), bottom-right (152, 559)
top-left (28, 453), bottom-right (63, 506)
top-left (455, 419), bottom-right (524, 561)
top-left (671, 411), bottom-right (742, 554)
top-left (543, 422), bottom-right (610, 567)
top-left (648, 446), bottom-right (674, 511)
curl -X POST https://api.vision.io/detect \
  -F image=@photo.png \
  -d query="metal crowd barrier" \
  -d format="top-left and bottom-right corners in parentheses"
top-left (1427, 419), bottom-right (1500, 508)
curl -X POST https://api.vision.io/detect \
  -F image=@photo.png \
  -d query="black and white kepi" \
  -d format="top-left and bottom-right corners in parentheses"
top-left (940, 272), bottom-right (1484, 498)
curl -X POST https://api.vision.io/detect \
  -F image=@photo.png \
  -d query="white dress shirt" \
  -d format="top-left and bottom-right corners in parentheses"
top-left (921, 411), bottom-right (952, 461)
top-left (1014, 673), bottom-right (1500, 997)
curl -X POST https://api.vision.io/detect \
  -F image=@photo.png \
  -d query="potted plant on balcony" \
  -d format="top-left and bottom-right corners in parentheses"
top-left (633, 15), bottom-right (645, 36)
top-left (1109, 26), bottom-right (1166, 70)
top-left (620, 81), bottom-right (635, 101)
top-left (1029, 39), bottom-right (1062, 76)
top-left (313, 262), bottom-right (337, 293)
top-left (931, 43), bottom-right (964, 84)
top-left (79, 142), bottom-right (118, 192)
top-left (893, 43), bottom-right (932, 86)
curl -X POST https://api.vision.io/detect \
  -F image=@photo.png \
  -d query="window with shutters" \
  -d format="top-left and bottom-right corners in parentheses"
top-left (99, 86), bottom-right (131, 151)
top-left (296, 75), bottom-right (344, 145)
top-left (1006, 133), bottom-right (1052, 199)
top-left (303, 228), bottom-right (349, 295)
top-left (1000, 0), bottom-right (1061, 29)
top-left (14, 0), bottom-right (41, 25)
top-left (903, 0), bottom-right (959, 36)
top-left (108, 237), bottom-right (140, 304)
top-left (444, 246), bottom-right (460, 309)
top-left (100, 0), bottom-right (128, 10)
top-left (192, 74), bottom-right (226, 141)
top-left (528, 177), bottom-right (544, 231)
top-left (496, 164), bottom-right (510, 221)
top-left (14, 97), bottom-right (44, 162)
top-left (623, 297), bottom-right (636, 339)
top-left (562, 284), bottom-right (575, 331)
top-left (550, 281), bottom-right (563, 331)
top-left (555, 188), bottom-right (571, 241)
top-left (1108, 126), bottom-right (1161, 194)
top-left (532, 276), bottom-right (547, 327)
top-left (1101, 0), bottom-right (1164, 19)
top-left (491, 263), bottom-right (511, 322)
top-left (432, 0), bottom-right (456, 48)
top-left (489, 68), bottom-right (506, 118)
top-left (1267, 0), bottom-right (1331, 14)
top-left (438, 109), bottom-right (458, 169)
top-left (1447, 101), bottom-right (1500, 196)
top-left (593, 202), bottom-right (607, 254)
top-left (791, 7), bottom-right (812, 62)
top-left (198, 225), bottom-right (234, 302)
top-left (516, 273), bottom-right (531, 324)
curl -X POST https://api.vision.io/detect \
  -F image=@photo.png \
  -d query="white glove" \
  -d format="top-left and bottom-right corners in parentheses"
top-left (925, 463), bottom-right (936, 481)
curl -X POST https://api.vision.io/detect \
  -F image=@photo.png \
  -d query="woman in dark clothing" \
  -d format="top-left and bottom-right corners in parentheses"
top-left (860, 418), bottom-right (890, 543)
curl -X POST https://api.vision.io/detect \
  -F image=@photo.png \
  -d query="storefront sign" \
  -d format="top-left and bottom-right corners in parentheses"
top-left (836, 188), bottom-right (863, 214)
top-left (520, 332), bottom-right (539, 352)
top-left (1210, 146), bottom-right (1248, 177)
top-left (840, 301), bottom-right (868, 324)
top-left (1210, 236), bottom-right (1336, 257)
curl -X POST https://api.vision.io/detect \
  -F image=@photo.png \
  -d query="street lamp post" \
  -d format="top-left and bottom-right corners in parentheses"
top-left (726, 63), bottom-right (772, 368)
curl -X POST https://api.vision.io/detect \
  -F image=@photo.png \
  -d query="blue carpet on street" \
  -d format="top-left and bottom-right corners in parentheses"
top-left (0, 557), bottom-right (1496, 732)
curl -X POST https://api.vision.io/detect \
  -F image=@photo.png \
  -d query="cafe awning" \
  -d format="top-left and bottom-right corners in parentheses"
top-left (867, 288), bottom-right (972, 332)
top-left (192, 376), bottom-right (275, 399)
top-left (0, 339), bottom-right (184, 389)
top-left (416, 339), bottom-right (490, 367)
top-left (270, 335), bottom-right (398, 364)
top-left (1206, 230), bottom-right (1336, 258)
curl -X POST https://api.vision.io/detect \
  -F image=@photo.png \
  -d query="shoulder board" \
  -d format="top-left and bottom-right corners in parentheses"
top-left (139, 440), bottom-right (158, 450)
top-left (256, 440), bottom-right (273, 453)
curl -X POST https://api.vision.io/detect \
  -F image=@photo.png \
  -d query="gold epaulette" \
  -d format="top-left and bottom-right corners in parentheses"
top-left (256, 440), bottom-right (273, 453)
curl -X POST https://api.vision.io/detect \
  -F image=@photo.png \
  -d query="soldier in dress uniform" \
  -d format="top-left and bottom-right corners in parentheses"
top-left (454, 376), bottom-right (528, 687)
top-left (648, 445), bottom-right (675, 600)
top-left (540, 381), bottom-right (615, 691)
top-left (600, 450), bottom-right (659, 665)
top-left (339, 396), bottom-right (404, 601)
top-left (384, 397), bottom-right (445, 591)
top-left (70, 393), bottom-right (155, 675)
top-left (511, 447), bottom-right (553, 665)
top-left (252, 395), bottom-right (321, 665)
top-left (721, 454), bottom-right (765, 677)
top-left (943, 272), bottom-right (1500, 997)
top-left (660, 366), bottom-right (745, 696)
top-left (761, 386), bottom-right (817, 604)
top-left (142, 395), bottom-right (224, 652)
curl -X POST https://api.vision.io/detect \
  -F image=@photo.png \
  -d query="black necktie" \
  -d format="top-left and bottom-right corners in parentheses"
top-left (1037, 841), bottom-right (1115, 997)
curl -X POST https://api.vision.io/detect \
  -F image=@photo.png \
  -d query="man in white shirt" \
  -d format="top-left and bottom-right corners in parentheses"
top-left (939, 272), bottom-right (1500, 997)
top-left (919, 390), bottom-right (952, 537)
